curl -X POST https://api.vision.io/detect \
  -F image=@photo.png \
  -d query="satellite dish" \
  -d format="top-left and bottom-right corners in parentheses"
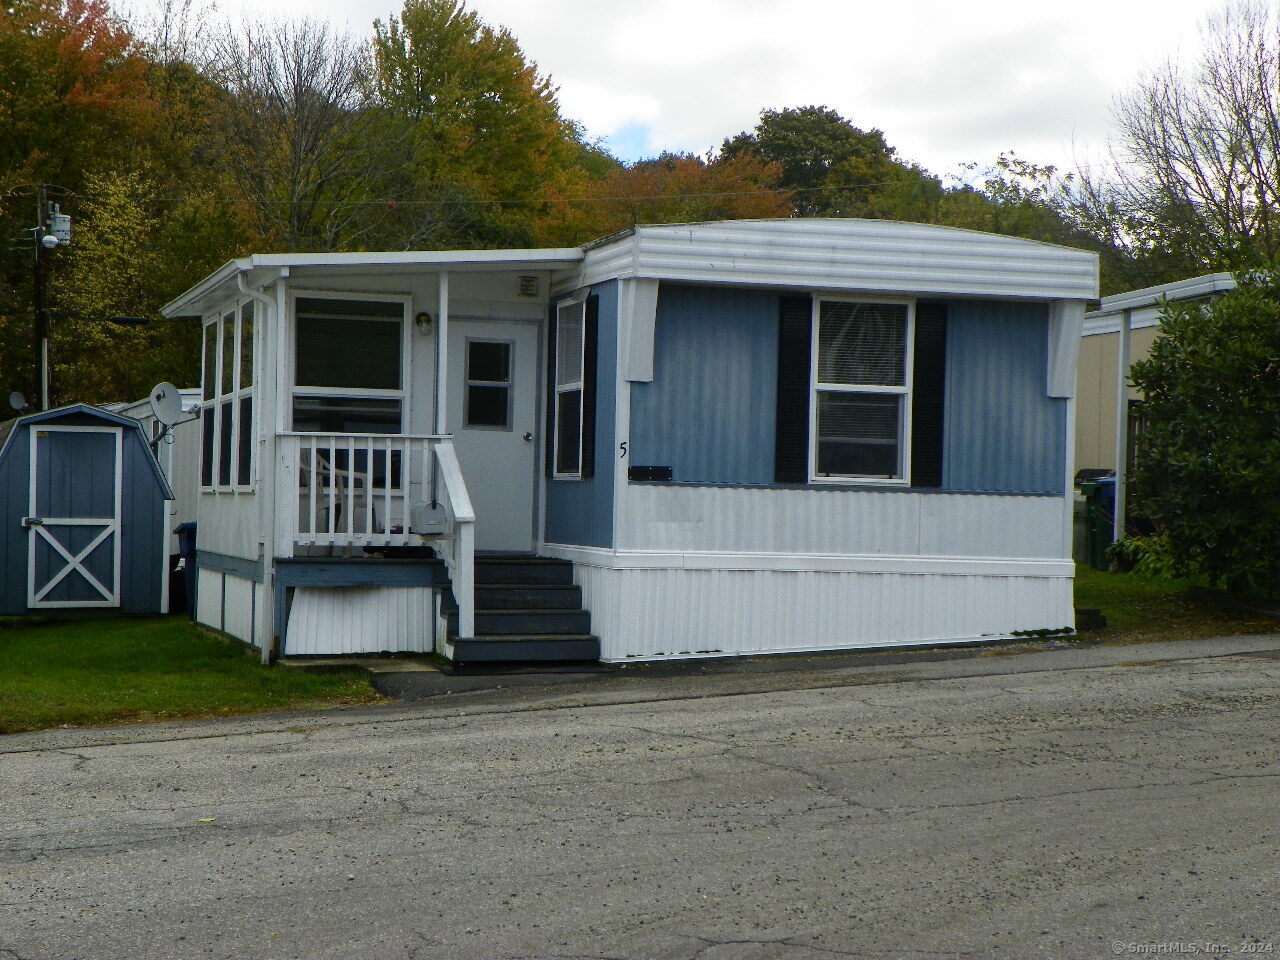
top-left (9, 391), bottom-right (28, 413)
top-left (149, 382), bottom-right (183, 426)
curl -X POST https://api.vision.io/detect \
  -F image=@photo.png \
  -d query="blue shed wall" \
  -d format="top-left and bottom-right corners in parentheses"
top-left (0, 412), bottom-right (168, 615)
top-left (621, 287), bottom-right (1067, 496)
top-left (941, 301), bottom-right (1067, 495)
top-left (629, 284), bottom-right (779, 484)
top-left (544, 280), bottom-right (618, 548)
top-left (0, 429), bottom-right (31, 613)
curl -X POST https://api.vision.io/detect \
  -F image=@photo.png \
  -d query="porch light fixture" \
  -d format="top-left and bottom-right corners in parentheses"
top-left (414, 311), bottom-right (433, 333)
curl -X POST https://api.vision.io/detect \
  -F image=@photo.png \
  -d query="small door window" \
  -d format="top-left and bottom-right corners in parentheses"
top-left (465, 340), bottom-right (512, 429)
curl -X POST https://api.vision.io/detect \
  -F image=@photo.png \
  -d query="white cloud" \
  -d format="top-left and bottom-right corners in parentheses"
top-left (146, 0), bottom-right (1220, 174)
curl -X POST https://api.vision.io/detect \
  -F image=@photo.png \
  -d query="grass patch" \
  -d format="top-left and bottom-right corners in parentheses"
top-left (0, 616), bottom-right (381, 734)
top-left (1074, 564), bottom-right (1277, 644)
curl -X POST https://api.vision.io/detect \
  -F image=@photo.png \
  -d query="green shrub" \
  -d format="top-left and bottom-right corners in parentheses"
top-left (1127, 271), bottom-right (1280, 596)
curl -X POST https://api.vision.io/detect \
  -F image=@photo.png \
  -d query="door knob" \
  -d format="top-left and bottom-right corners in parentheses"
top-left (522, 432), bottom-right (534, 442)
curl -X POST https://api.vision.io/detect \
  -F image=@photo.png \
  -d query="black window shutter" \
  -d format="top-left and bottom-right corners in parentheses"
top-left (910, 300), bottom-right (948, 488)
top-left (580, 295), bottom-right (600, 479)
top-left (545, 302), bottom-right (558, 478)
top-left (774, 294), bottom-right (813, 483)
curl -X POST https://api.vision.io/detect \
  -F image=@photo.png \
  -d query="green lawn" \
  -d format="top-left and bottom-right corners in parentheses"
top-left (1074, 564), bottom-right (1277, 644)
top-left (0, 617), bottom-right (380, 734)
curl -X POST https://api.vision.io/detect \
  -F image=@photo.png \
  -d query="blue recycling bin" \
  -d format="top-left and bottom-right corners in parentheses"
top-left (175, 522), bottom-right (198, 620)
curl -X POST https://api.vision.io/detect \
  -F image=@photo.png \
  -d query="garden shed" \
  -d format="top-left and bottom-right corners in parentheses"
top-left (0, 404), bottom-right (172, 615)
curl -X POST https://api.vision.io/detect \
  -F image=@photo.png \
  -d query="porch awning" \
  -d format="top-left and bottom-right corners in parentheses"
top-left (161, 248), bottom-right (584, 318)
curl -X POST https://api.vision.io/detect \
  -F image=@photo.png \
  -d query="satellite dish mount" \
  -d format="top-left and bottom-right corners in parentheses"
top-left (147, 382), bottom-right (196, 451)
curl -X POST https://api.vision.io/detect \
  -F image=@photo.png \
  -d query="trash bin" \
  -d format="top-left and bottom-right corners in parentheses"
top-left (175, 522), bottom-right (198, 620)
top-left (1079, 477), bottom-right (1116, 570)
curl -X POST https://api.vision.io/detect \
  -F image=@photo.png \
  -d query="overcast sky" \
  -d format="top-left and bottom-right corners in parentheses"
top-left (212, 0), bottom-right (1219, 181)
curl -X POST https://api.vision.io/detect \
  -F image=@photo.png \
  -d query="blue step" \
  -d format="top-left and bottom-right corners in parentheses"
top-left (475, 584), bottom-right (582, 610)
top-left (451, 635), bottom-right (600, 663)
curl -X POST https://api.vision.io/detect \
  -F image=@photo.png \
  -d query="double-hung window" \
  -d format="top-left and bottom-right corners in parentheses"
top-left (553, 299), bottom-right (585, 478)
top-left (291, 296), bottom-right (405, 434)
top-left (811, 298), bottom-right (914, 482)
top-left (200, 301), bottom-right (255, 491)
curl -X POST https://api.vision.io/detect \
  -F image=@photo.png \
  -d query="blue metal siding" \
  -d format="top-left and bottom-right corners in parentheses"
top-left (629, 284), bottom-right (779, 484)
top-left (941, 301), bottom-right (1067, 495)
top-left (544, 281), bottom-right (618, 547)
top-left (0, 430), bottom-right (30, 613)
top-left (120, 434), bottom-right (166, 612)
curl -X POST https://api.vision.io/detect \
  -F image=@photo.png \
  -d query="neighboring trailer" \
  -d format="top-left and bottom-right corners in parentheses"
top-left (0, 405), bottom-right (173, 615)
top-left (1077, 272), bottom-right (1236, 475)
top-left (111, 389), bottom-right (201, 557)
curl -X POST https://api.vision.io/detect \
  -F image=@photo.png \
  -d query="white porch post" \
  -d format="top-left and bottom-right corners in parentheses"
top-left (435, 272), bottom-right (449, 435)
top-left (1113, 307), bottom-right (1132, 541)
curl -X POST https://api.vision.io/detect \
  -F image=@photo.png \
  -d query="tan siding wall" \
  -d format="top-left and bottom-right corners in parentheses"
top-left (1074, 327), bottom-right (1159, 472)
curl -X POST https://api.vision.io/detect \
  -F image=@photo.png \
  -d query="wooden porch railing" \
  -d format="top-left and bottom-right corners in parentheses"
top-left (275, 432), bottom-right (476, 638)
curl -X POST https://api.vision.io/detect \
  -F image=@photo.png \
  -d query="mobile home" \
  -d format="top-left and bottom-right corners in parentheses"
top-left (160, 219), bottom-right (1097, 664)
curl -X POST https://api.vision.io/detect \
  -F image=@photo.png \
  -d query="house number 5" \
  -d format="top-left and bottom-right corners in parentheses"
top-left (619, 441), bottom-right (628, 458)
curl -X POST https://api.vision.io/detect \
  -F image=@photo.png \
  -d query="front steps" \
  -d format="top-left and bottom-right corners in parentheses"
top-left (448, 556), bottom-right (600, 665)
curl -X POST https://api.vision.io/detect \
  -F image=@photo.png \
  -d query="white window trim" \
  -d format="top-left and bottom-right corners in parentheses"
top-left (463, 337), bottom-right (515, 432)
top-left (287, 289), bottom-right (412, 435)
top-left (200, 300), bottom-right (257, 494)
top-left (552, 297), bottom-right (586, 480)
top-left (808, 296), bottom-right (916, 486)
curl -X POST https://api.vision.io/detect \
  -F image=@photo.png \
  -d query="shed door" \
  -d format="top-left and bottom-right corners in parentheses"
top-left (26, 426), bottom-right (123, 609)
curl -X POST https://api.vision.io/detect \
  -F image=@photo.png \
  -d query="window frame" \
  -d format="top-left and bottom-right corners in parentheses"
top-left (808, 296), bottom-right (916, 485)
top-left (199, 299), bottom-right (257, 494)
top-left (287, 289), bottom-right (411, 435)
top-left (463, 337), bottom-right (515, 431)
top-left (552, 297), bottom-right (586, 480)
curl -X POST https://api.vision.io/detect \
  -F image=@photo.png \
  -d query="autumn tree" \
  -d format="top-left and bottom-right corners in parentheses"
top-left (367, 0), bottom-right (585, 248)
top-left (209, 18), bottom-right (383, 251)
top-left (532, 151), bottom-right (790, 247)
top-left (722, 106), bottom-right (937, 217)
top-left (1085, 0), bottom-right (1280, 279)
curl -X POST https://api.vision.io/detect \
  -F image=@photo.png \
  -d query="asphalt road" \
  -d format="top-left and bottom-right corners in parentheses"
top-left (3, 640), bottom-right (1279, 960)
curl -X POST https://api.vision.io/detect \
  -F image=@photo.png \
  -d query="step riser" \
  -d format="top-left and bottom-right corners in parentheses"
top-left (474, 586), bottom-right (583, 610)
top-left (452, 637), bottom-right (600, 663)
top-left (475, 563), bottom-right (574, 585)
top-left (453, 611), bottom-right (592, 636)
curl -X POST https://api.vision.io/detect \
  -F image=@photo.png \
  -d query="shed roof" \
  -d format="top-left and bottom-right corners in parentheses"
top-left (0, 404), bottom-right (173, 497)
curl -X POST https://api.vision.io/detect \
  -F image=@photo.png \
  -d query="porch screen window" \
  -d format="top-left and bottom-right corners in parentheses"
top-left (292, 297), bottom-right (403, 434)
top-left (812, 300), bottom-right (913, 481)
top-left (200, 301), bottom-right (255, 491)
top-left (553, 300), bottom-right (585, 477)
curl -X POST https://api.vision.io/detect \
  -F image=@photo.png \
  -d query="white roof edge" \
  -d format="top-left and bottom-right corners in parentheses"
top-left (623, 217), bottom-right (1099, 257)
top-left (1093, 272), bottom-right (1236, 314)
top-left (161, 248), bottom-right (585, 318)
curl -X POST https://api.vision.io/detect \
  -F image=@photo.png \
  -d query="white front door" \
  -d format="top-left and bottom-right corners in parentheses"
top-left (27, 426), bottom-right (123, 609)
top-left (448, 319), bottom-right (540, 553)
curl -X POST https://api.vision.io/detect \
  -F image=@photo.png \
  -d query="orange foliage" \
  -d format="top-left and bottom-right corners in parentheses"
top-left (533, 151), bottom-right (793, 247)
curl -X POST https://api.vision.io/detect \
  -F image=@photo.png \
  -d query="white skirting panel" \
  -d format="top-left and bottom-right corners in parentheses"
top-left (195, 568), bottom-right (224, 631)
top-left (570, 561), bottom-right (1074, 662)
top-left (618, 484), bottom-right (1068, 559)
top-left (222, 575), bottom-right (256, 643)
top-left (284, 586), bottom-right (434, 656)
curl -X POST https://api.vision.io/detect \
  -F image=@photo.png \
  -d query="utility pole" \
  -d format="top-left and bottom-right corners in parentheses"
top-left (33, 185), bottom-right (50, 410)
top-left (31, 186), bottom-right (70, 410)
